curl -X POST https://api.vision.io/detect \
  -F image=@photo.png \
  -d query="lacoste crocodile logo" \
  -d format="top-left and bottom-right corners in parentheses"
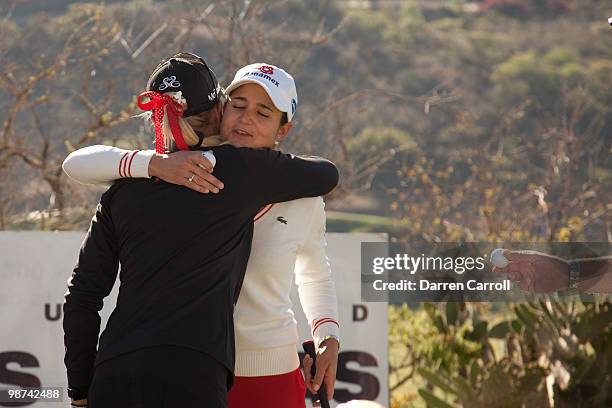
top-left (276, 216), bottom-right (288, 225)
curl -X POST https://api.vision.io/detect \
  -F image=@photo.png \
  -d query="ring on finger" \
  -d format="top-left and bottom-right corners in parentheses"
top-left (188, 174), bottom-right (196, 183)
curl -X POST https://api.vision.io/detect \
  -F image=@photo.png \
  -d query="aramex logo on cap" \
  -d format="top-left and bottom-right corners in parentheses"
top-left (258, 65), bottom-right (274, 75)
top-left (242, 70), bottom-right (280, 87)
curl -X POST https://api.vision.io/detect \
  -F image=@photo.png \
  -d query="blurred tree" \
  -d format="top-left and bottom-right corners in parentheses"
top-left (0, 5), bottom-right (139, 226)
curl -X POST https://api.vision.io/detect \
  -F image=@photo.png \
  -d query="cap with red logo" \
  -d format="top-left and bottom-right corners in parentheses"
top-left (225, 63), bottom-right (298, 121)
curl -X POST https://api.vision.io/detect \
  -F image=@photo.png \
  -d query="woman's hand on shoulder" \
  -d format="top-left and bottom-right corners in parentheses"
top-left (148, 151), bottom-right (224, 194)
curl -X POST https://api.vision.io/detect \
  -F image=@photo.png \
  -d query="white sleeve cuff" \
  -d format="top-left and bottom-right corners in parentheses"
top-left (127, 150), bottom-right (156, 179)
top-left (201, 150), bottom-right (216, 168)
top-left (312, 319), bottom-right (340, 347)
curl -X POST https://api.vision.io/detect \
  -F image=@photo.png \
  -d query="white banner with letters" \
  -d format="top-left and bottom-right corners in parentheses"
top-left (0, 231), bottom-right (388, 407)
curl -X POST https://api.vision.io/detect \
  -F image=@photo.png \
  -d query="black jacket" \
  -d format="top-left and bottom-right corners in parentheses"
top-left (63, 145), bottom-right (339, 398)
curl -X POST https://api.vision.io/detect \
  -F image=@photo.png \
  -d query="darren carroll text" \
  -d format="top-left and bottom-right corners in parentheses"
top-left (372, 279), bottom-right (512, 291)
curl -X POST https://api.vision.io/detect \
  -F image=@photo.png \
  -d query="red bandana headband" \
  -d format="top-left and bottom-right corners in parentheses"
top-left (137, 91), bottom-right (189, 154)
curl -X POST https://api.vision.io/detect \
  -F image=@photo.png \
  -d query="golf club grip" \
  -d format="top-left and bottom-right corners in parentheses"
top-left (302, 340), bottom-right (331, 408)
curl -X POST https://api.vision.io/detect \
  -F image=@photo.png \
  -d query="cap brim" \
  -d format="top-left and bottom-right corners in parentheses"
top-left (225, 78), bottom-right (291, 116)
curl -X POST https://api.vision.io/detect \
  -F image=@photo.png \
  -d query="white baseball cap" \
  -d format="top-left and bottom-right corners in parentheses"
top-left (225, 63), bottom-right (298, 121)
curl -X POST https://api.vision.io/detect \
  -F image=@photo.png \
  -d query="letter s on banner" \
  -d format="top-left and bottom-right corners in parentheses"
top-left (299, 351), bottom-right (380, 404)
top-left (334, 351), bottom-right (380, 402)
top-left (0, 351), bottom-right (41, 407)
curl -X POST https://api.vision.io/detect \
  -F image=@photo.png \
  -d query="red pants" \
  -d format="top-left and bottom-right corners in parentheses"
top-left (228, 368), bottom-right (306, 408)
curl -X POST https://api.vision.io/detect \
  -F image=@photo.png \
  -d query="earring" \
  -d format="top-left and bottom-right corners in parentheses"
top-left (274, 139), bottom-right (280, 147)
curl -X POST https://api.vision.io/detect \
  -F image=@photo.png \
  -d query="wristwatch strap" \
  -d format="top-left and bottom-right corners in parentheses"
top-left (318, 335), bottom-right (340, 351)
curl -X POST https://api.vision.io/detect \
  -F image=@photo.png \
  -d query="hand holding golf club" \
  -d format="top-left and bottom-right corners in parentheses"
top-left (303, 340), bottom-right (334, 408)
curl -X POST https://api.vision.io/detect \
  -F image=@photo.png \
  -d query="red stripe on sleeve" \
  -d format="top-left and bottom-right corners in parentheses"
top-left (118, 152), bottom-right (129, 178)
top-left (313, 317), bottom-right (339, 327)
top-left (122, 151), bottom-right (131, 178)
top-left (312, 318), bottom-right (339, 335)
top-left (127, 150), bottom-right (139, 177)
top-left (254, 204), bottom-right (274, 222)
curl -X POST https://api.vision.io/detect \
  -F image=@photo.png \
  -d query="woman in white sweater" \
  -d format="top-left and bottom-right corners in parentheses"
top-left (62, 62), bottom-right (339, 408)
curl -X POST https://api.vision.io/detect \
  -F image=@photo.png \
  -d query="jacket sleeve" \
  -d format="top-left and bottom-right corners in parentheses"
top-left (294, 197), bottom-right (340, 348)
top-left (63, 189), bottom-right (119, 398)
top-left (62, 145), bottom-right (155, 185)
top-left (241, 148), bottom-right (339, 205)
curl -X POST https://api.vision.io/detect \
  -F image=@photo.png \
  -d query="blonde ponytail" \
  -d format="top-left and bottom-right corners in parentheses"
top-left (161, 106), bottom-right (200, 150)
top-left (142, 91), bottom-right (226, 151)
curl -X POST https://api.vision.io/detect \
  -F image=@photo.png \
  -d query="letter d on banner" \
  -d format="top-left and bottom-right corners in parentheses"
top-left (353, 305), bottom-right (368, 322)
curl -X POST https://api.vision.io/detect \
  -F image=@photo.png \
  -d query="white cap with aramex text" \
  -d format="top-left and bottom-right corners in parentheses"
top-left (225, 63), bottom-right (298, 121)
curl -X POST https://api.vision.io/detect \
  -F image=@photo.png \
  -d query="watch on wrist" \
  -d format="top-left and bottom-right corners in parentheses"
top-left (318, 335), bottom-right (340, 351)
top-left (568, 261), bottom-right (580, 292)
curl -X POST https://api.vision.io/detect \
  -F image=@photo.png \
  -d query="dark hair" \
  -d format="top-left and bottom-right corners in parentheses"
top-left (280, 112), bottom-right (288, 126)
